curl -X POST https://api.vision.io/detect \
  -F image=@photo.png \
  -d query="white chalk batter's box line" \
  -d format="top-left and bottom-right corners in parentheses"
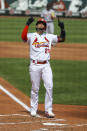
top-left (0, 85), bottom-right (87, 129)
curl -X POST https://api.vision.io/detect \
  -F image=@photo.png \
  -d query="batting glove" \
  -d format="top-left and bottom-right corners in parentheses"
top-left (26, 17), bottom-right (34, 26)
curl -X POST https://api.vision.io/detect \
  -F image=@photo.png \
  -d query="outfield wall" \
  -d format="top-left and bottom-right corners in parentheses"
top-left (0, 0), bottom-right (87, 18)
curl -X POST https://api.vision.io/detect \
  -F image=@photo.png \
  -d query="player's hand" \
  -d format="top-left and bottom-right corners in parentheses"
top-left (26, 17), bottom-right (34, 26)
top-left (58, 18), bottom-right (64, 30)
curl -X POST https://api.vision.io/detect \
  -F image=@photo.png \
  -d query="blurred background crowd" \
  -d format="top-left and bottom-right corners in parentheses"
top-left (0, 0), bottom-right (87, 17)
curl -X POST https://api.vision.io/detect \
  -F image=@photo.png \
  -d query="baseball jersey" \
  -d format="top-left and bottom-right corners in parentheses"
top-left (27, 32), bottom-right (58, 61)
top-left (41, 9), bottom-right (56, 22)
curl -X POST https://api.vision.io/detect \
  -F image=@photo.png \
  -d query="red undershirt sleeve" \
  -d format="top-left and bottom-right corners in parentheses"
top-left (21, 25), bottom-right (29, 42)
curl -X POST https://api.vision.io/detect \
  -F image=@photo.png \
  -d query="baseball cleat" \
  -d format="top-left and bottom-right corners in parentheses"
top-left (45, 111), bottom-right (55, 118)
top-left (30, 110), bottom-right (37, 117)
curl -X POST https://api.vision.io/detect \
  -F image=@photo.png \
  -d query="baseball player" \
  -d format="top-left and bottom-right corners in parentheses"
top-left (41, 3), bottom-right (56, 34)
top-left (21, 17), bottom-right (66, 118)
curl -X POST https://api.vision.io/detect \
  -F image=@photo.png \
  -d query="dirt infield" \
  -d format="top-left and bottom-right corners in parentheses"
top-left (0, 78), bottom-right (87, 131)
top-left (0, 42), bottom-right (87, 130)
top-left (0, 42), bottom-right (87, 60)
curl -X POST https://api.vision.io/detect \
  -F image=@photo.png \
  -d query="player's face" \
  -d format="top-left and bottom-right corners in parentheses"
top-left (36, 23), bottom-right (45, 35)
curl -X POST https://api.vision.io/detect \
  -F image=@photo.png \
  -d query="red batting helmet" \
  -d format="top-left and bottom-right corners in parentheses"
top-left (37, 18), bottom-right (46, 24)
top-left (36, 18), bottom-right (47, 29)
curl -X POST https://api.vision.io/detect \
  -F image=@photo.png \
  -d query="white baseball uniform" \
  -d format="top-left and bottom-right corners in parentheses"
top-left (41, 9), bottom-right (56, 34)
top-left (27, 32), bottom-right (58, 113)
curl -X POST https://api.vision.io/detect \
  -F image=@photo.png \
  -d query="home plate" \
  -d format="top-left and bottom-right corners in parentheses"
top-left (43, 123), bottom-right (68, 126)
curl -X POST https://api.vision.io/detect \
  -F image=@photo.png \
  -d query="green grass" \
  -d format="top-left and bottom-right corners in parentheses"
top-left (0, 58), bottom-right (87, 105)
top-left (55, 18), bottom-right (87, 44)
top-left (0, 58), bottom-right (31, 95)
top-left (0, 17), bottom-right (87, 43)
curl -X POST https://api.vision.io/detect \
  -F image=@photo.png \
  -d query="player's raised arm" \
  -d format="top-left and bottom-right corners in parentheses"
top-left (58, 18), bottom-right (66, 42)
top-left (21, 17), bottom-right (34, 42)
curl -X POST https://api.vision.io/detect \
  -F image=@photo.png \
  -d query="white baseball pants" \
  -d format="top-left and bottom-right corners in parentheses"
top-left (29, 62), bottom-right (53, 113)
top-left (46, 22), bottom-right (54, 34)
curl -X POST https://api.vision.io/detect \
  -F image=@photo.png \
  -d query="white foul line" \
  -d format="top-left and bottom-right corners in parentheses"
top-left (0, 114), bottom-right (30, 117)
top-left (0, 85), bottom-right (30, 112)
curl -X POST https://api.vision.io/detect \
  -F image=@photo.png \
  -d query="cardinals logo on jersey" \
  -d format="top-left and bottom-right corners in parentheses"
top-left (32, 37), bottom-right (49, 48)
